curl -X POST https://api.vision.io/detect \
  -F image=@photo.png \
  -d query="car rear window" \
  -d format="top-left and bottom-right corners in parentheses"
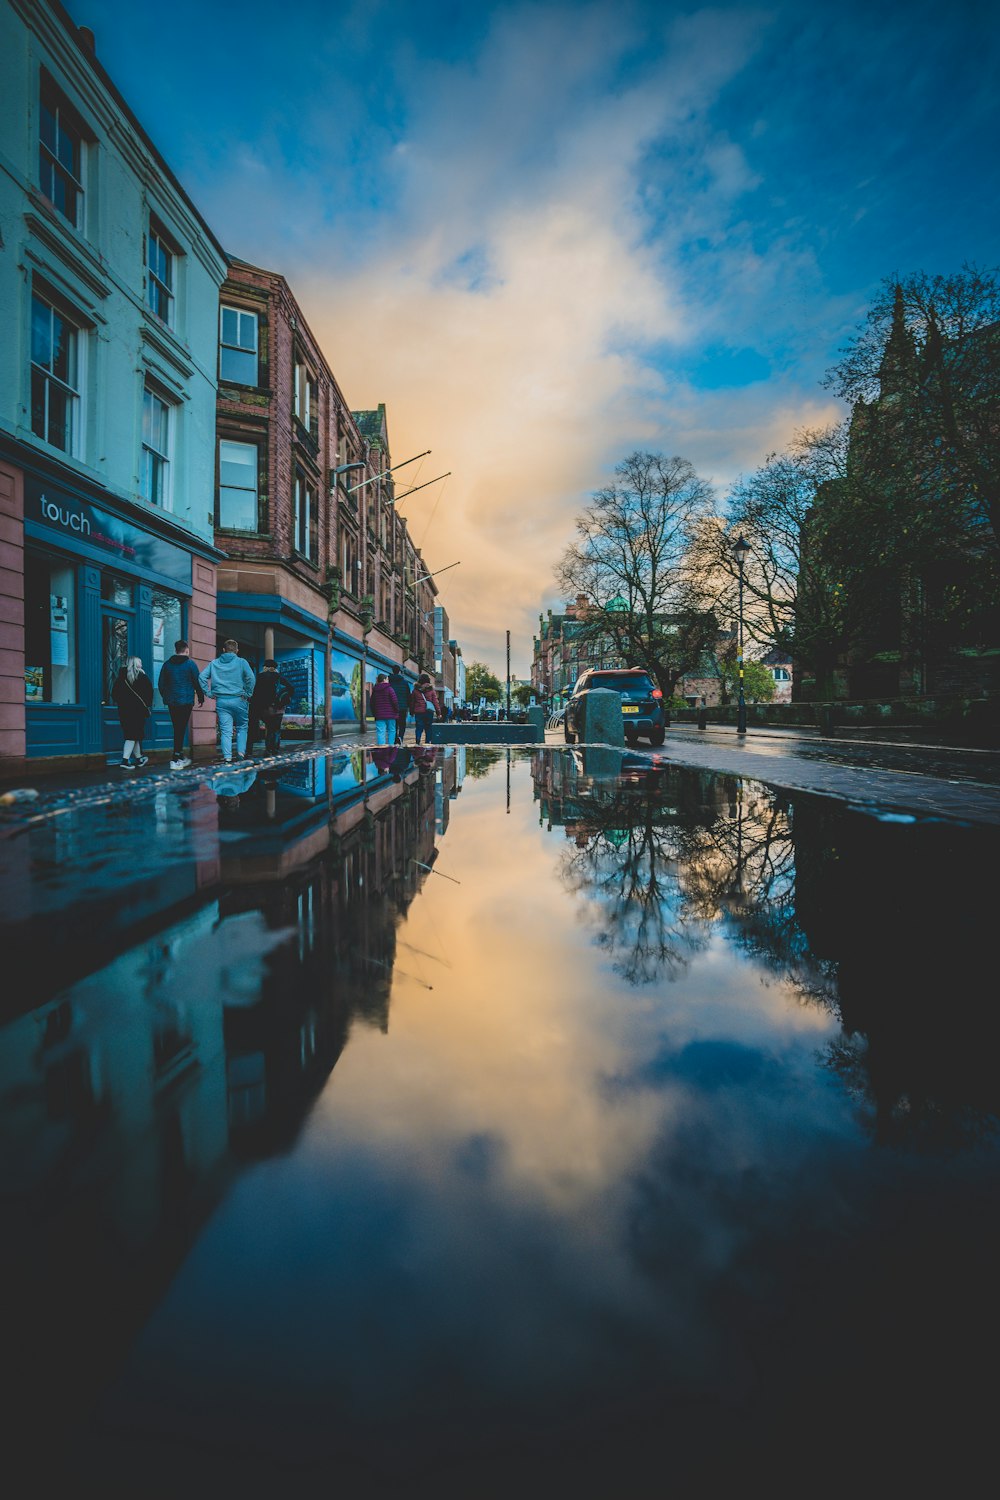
top-left (588, 673), bottom-right (655, 693)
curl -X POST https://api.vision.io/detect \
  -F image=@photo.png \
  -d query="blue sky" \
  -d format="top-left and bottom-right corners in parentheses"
top-left (77, 0), bottom-right (999, 673)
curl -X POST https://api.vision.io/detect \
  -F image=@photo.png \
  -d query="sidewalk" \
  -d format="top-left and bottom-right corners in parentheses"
top-left (611, 723), bottom-right (1000, 827)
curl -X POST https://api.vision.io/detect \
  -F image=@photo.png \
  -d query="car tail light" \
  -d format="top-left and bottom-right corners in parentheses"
top-left (651, 688), bottom-right (663, 699)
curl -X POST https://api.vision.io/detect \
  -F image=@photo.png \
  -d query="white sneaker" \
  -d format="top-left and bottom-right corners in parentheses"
top-left (177, 756), bottom-right (191, 768)
top-left (170, 758), bottom-right (184, 770)
top-left (118, 760), bottom-right (135, 769)
top-left (134, 755), bottom-right (149, 768)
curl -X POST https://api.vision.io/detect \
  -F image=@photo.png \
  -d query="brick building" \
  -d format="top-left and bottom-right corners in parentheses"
top-left (212, 262), bottom-right (437, 734)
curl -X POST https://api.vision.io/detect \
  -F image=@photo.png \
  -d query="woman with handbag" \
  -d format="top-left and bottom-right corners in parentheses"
top-left (411, 671), bottom-right (440, 746)
top-left (111, 656), bottom-right (154, 768)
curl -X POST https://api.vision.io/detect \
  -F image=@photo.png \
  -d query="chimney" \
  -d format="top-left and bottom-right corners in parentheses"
top-left (78, 26), bottom-right (96, 54)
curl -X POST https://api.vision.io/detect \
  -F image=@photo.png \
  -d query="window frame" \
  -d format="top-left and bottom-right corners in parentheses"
top-left (146, 217), bottom-right (176, 326)
top-left (141, 383), bottom-right (173, 509)
top-left (38, 72), bottom-right (86, 230)
top-left (217, 436), bottom-right (261, 533)
top-left (30, 286), bottom-right (82, 456)
top-left (219, 305), bottom-right (259, 386)
top-left (293, 469), bottom-right (318, 561)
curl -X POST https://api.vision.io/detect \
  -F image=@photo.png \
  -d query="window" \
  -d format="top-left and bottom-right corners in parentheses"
top-left (294, 360), bottom-right (318, 440)
top-left (773, 667), bottom-right (791, 681)
top-left (141, 386), bottom-right (171, 507)
top-left (31, 291), bottom-right (80, 453)
top-left (219, 306), bottom-right (258, 385)
top-left (218, 439), bottom-right (258, 531)
top-left (147, 220), bottom-right (175, 324)
top-left (24, 553), bottom-right (77, 704)
top-left (39, 75), bottom-right (84, 228)
top-left (151, 589), bottom-right (183, 707)
top-left (341, 529), bottom-right (359, 594)
top-left (293, 470), bottom-right (317, 560)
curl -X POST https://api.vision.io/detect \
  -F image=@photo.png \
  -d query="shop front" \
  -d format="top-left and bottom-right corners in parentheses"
top-left (19, 470), bottom-right (218, 763)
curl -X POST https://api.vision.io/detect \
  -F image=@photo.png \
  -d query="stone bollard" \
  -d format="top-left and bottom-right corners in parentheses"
top-left (580, 688), bottom-right (625, 746)
top-left (697, 707), bottom-right (707, 729)
top-left (527, 705), bottom-right (545, 734)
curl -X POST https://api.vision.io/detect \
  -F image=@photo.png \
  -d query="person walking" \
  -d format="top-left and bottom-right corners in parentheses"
top-left (112, 655), bottom-right (153, 768)
top-left (387, 666), bottom-right (411, 745)
top-left (411, 672), bottom-right (439, 746)
top-left (157, 638), bottom-right (205, 770)
top-left (248, 659), bottom-right (294, 755)
top-left (371, 672), bottom-right (400, 746)
top-left (198, 638), bottom-right (256, 763)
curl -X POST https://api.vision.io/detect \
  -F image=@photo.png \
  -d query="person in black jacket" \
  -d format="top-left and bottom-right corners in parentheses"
top-left (387, 667), bottom-right (411, 744)
top-left (248, 660), bottom-right (294, 755)
top-left (111, 656), bottom-right (153, 768)
top-left (157, 638), bottom-right (205, 769)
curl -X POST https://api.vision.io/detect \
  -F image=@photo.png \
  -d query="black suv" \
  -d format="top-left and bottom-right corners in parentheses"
top-left (563, 668), bottom-right (666, 746)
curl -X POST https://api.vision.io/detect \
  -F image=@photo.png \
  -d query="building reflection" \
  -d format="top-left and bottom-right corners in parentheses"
top-left (0, 745), bottom-right (444, 1463)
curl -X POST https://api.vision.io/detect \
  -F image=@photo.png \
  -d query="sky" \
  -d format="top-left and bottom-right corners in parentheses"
top-left (76, 0), bottom-right (999, 677)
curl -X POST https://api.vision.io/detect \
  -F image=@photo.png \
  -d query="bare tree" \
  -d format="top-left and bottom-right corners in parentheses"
top-left (555, 452), bottom-right (717, 696)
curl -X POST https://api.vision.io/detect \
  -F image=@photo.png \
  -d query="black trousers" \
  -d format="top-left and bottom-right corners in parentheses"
top-left (168, 703), bottom-right (193, 756)
top-left (395, 713), bottom-right (408, 744)
top-left (250, 712), bottom-right (284, 754)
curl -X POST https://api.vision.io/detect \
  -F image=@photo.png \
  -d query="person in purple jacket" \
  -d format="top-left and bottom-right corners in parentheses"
top-left (371, 672), bottom-right (401, 746)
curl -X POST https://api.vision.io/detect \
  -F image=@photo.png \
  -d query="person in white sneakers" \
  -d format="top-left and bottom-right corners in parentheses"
top-left (198, 638), bottom-right (256, 763)
top-left (157, 638), bottom-right (205, 770)
top-left (111, 656), bottom-right (153, 768)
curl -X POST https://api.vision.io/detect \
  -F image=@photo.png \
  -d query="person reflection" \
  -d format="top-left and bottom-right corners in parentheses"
top-left (389, 744), bottom-right (412, 783)
top-left (211, 767), bottom-right (258, 819)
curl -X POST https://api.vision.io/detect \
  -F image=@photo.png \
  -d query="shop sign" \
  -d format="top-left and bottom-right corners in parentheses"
top-left (24, 477), bottom-right (192, 584)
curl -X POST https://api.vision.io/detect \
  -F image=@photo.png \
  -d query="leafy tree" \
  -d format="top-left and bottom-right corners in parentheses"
top-left (716, 647), bottom-right (777, 706)
top-left (465, 661), bottom-right (503, 701)
top-left (554, 451), bottom-right (718, 696)
top-left (512, 684), bottom-right (533, 707)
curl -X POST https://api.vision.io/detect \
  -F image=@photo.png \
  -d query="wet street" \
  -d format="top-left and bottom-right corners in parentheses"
top-left (2, 741), bottom-right (999, 1494)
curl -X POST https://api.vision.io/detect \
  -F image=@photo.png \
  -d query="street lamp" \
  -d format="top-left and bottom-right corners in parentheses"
top-left (733, 534), bottom-right (751, 735)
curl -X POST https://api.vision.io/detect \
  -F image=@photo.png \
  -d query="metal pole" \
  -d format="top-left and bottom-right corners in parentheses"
top-left (506, 630), bottom-right (511, 718)
top-left (360, 635), bottom-right (368, 737)
top-left (737, 556), bottom-right (747, 735)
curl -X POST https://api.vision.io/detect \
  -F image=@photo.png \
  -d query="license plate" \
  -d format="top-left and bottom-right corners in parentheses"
top-left (622, 705), bottom-right (639, 713)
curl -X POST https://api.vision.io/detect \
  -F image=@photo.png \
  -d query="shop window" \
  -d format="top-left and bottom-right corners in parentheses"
top-left (141, 385), bottom-right (172, 508)
top-left (218, 439), bottom-right (259, 531)
top-left (147, 218), bottom-right (176, 325)
top-left (151, 589), bottom-right (184, 707)
top-left (24, 552), bottom-right (77, 703)
top-left (39, 73), bottom-right (86, 229)
top-left (219, 306), bottom-right (258, 385)
top-left (30, 290), bottom-right (81, 454)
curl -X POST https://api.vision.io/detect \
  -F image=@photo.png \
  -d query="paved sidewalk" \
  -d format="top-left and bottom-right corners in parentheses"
top-left (592, 725), bottom-right (1000, 826)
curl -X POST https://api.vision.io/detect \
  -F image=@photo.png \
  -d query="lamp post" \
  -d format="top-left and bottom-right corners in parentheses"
top-left (733, 534), bottom-right (750, 735)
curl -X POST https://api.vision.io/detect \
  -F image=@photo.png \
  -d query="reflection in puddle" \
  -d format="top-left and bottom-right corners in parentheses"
top-left (1, 745), bottom-right (998, 1490)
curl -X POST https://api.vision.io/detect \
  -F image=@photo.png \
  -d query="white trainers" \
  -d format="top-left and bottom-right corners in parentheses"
top-left (134, 755), bottom-right (149, 768)
top-left (170, 758), bottom-right (184, 770)
top-left (118, 760), bottom-right (135, 769)
top-left (177, 756), bottom-right (191, 768)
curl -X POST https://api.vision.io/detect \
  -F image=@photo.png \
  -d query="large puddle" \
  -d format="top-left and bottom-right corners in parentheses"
top-left (2, 745), bottom-right (998, 1490)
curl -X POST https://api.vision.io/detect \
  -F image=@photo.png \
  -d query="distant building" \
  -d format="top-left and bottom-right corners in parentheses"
top-left (0, 0), bottom-right (227, 769)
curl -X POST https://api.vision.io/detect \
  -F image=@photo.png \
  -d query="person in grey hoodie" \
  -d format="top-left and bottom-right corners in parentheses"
top-left (198, 638), bottom-right (256, 762)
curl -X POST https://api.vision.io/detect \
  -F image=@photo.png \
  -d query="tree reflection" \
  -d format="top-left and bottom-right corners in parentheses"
top-left (540, 748), bottom-right (1000, 1142)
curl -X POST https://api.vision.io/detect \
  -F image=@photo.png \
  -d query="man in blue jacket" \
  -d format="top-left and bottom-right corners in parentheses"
top-left (198, 638), bottom-right (256, 763)
top-left (157, 638), bottom-right (205, 770)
